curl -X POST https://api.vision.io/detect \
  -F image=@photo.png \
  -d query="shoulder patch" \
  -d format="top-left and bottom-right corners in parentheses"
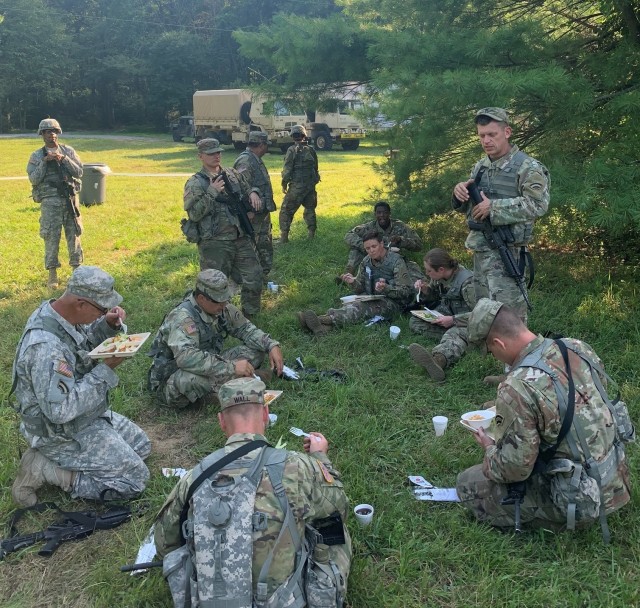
top-left (318, 461), bottom-right (334, 484)
top-left (183, 321), bottom-right (198, 336)
top-left (54, 359), bottom-right (74, 378)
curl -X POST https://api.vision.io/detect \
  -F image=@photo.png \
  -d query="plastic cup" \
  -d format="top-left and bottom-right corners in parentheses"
top-left (354, 503), bottom-right (374, 526)
top-left (432, 415), bottom-right (448, 437)
top-left (267, 281), bottom-right (274, 290)
top-left (268, 413), bottom-right (278, 426)
top-left (390, 325), bottom-right (401, 340)
top-left (270, 284), bottom-right (279, 293)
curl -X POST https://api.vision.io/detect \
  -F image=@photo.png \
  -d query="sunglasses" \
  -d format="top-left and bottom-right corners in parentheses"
top-left (79, 298), bottom-right (108, 315)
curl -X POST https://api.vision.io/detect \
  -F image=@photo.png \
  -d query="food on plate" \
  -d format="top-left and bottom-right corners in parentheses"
top-left (468, 414), bottom-right (485, 421)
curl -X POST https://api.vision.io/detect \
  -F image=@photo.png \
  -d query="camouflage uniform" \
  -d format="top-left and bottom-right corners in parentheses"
top-left (184, 159), bottom-right (262, 315)
top-left (409, 265), bottom-right (476, 367)
top-left (148, 295), bottom-right (279, 409)
top-left (27, 143), bottom-right (83, 270)
top-left (457, 303), bottom-right (631, 530)
top-left (279, 142), bottom-right (320, 234)
top-left (326, 251), bottom-right (413, 326)
top-left (452, 145), bottom-right (549, 320)
top-left (234, 147), bottom-right (275, 278)
top-left (11, 269), bottom-right (150, 501)
top-left (344, 218), bottom-right (422, 271)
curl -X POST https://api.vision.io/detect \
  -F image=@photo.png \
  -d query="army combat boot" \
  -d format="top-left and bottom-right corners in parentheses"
top-left (301, 310), bottom-right (333, 336)
top-left (12, 449), bottom-right (75, 507)
top-left (47, 268), bottom-right (59, 289)
top-left (408, 344), bottom-right (447, 382)
top-left (279, 231), bottom-right (289, 244)
top-left (308, 228), bottom-right (316, 239)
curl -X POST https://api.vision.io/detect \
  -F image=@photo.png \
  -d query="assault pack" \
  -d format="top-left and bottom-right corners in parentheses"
top-left (162, 440), bottom-right (347, 607)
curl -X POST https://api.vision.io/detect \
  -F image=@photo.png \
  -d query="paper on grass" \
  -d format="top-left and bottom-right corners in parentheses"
top-left (131, 525), bottom-right (157, 575)
top-left (414, 488), bottom-right (460, 502)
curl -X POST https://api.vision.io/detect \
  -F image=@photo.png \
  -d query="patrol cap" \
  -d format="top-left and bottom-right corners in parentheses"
top-left (218, 377), bottom-right (266, 411)
top-left (38, 118), bottom-right (62, 135)
top-left (248, 131), bottom-right (271, 145)
top-left (468, 298), bottom-right (505, 344)
top-left (290, 125), bottom-right (307, 137)
top-left (195, 269), bottom-right (231, 302)
top-left (66, 266), bottom-right (123, 309)
top-left (475, 107), bottom-right (509, 125)
top-left (197, 138), bottom-right (224, 154)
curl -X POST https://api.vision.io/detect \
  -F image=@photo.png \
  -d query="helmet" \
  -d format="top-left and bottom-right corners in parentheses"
top-left (290, 125), bottom-right (307, 137)
top-left (37, 118), bottom-right (62, 135)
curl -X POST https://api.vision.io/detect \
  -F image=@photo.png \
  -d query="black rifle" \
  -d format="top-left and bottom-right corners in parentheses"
top-left (500, 481), bottom-right (527, 533)
top-left (219, 170), bottom-right (256, 244)
top-left (1, 504), bottom-right (131, 560)
top-left (467, 182), bottom-right (532, 311)
top-left (57, 179), bottom-right (82, 235)
top-left (120, 560), bottom-right (163, 573)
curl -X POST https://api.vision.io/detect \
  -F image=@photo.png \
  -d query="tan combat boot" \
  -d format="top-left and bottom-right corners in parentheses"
top-left (408, 344), bottom-right (447, 382)
top-left (279, 231), bottom-right (289, 244)
top-left (12, 449), bottom-right (75, 507)
top-left (302, 310), bottom-right (333, 337)
top-left (47, 268), bottom-right (59, 289)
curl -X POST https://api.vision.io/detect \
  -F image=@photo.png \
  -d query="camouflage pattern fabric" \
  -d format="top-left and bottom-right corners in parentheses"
top-left (456, 335), bottom-right (631, 530)
top-left (344, 219), bottom-right (422, 270)
top-left (27, 144), bottom-right (83, 269)
top-left (155, 433), bottom-right (352, 601)
top-left (12, 301), bottom-right (150, 500)
top-left (151, 295), bottom-right (278, 409)
top-left (279, 143), bottom-right (320, 233)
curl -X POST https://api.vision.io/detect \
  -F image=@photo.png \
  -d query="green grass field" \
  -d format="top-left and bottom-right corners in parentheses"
top-left (1, 135), bottom-right (639, 607)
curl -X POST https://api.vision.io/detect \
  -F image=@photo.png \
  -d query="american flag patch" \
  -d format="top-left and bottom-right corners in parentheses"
top-left (54, 360), bottom-right (74, 378)
top-left (184, 322), bottom-right (197, 335)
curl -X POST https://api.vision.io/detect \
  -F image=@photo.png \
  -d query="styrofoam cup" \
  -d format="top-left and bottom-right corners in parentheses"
top-left (390, 326), bottom-right (401, 340)
top-left (270, 284), bottom-right (279, 293)
top-left (354, 503), bottom-right (374, 526)
top-left (432, 415), bottom-right (448, 436)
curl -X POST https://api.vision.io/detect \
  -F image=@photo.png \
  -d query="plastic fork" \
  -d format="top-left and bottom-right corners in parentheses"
top-left (289, 427), bottom-right (320, 441)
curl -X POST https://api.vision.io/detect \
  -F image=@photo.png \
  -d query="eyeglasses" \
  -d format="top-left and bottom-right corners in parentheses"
top-left (42, 130), bottom-right (58, 134)
top-left (79, 298), bottom-right (108, 315)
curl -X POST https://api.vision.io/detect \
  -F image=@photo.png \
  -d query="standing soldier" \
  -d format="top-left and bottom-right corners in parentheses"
top-left (279, 125), bottom-right (320, 243)
top-left (233, 131), bottom-right (276, 282)
top-left (27, 118), bottom-right (84, 289)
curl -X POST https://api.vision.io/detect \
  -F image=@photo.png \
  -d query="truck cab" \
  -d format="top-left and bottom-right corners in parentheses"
top-left (171, 116), bottom-right (195, 142)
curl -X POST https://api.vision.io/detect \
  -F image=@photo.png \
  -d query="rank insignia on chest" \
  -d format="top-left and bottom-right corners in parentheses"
top-left (54, 360), bottom-right (73, 378)
top-left (318, 461), bottom-right (334, 484)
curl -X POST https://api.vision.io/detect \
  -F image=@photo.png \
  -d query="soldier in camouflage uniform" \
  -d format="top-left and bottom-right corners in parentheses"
top-left (279, 125), bottom-right (320, 243)
top-left (456, 299), bottom-right (632, 532)
top-left (233, 131), bottom-right (276, 281)
top-left (299, 232), bottom-right (413, 336)
top-left (27, 118), bottom-right (84, 289)
top-left (408, 248), bottom-right (477, 381)
top-left (11, 266), bottom-right (150, 507)
top-left (452, 108), bottom-right (550, 321)
top-left (155, 377), bottom-right (352, 606)
top-left (148, 270), bottom-right (284, 409)
top-left (184, 138), bottom-right (263, 317)
top-left (344, 201), bottom-right (422, 273)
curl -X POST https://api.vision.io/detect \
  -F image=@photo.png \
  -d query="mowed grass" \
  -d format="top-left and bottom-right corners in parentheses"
top-left (0, 135), bottom-right (639, 608)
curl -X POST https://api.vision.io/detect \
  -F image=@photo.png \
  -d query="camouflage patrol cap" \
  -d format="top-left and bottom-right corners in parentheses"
top-left (218, 377), bottom-right (266, 411)
top-left (65, 266), bottom-right (123, 309)
top-left (290, 125), bottom-right (307, 137)
top-left (468, 298), bottom-right (505, 344)
top-left (197, 138), bottom-right (224, 154)
top-left (195, 269), bottom-right (231, 302)
top-left (38, 118), bottom-right (62, 135)
top-left (475, 107), bottom-right (509, 125)
top-left (247, 131), bottom-right (271, 145)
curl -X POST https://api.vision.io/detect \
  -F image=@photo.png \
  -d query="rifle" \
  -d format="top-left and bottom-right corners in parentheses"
top-left (219, 170), bottom-right (256, 244)
top-left (467, 182), bottom-right (532, 311)
top-left (500, 481), bottom-right (527, 533)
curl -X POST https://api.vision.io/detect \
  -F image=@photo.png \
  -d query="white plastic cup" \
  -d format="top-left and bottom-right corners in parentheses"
top-left (267, 281), bottom-right (274, 290)
top-left (354, 503), bottom-right (374, 526)
top-left (390, 325), bottom-right (401, 340)
top-left (432, 415), bottom-right (448, 437)
top-left (268, 413), bottom-right (278, 426)
top-left (270, 284), bottom-right (279, 293)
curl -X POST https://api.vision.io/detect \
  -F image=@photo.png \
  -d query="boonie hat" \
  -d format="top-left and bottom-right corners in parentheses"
top-left (475, 107), bottom-right (509, 125)
top-left (248, 131), bottom-right (271, 145)
top-left (197, 138), bottom-right (224, 154)
top-left (468, 298), bottom-right (505, 344)
top-left (195, 269), bottom-right (231, 302)
top-left (66, 266), bottom-right (123, 309)
top-left (218, 377), bottom-right (266, 411)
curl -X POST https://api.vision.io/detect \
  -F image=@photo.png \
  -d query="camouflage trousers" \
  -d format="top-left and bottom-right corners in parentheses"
top-left (159, 345), bottom-right (267, 409)
top-left (39, 197), bottom-right (83, 269)
top-left (473, 248), bottom-right (528, 323)
top-left (456, 464), bottom-right (568, 530)
top-left (279, 186), bottom-right (317, 233)
top-left (408, 317), bottom-right (469, 367)
top-left (198, 236), bottom-right (262, 314)
top-left (36, 411), bottom-right (150, 501)
top-left (346, 249), bottom-right (366, 273)
top-left (252, 211), bottom-right (273, 278)
top-left (327, 298), bottom-right (403, 327)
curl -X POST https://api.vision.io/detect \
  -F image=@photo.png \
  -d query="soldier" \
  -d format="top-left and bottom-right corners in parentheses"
top-left (298, 232), bottom-right (413, 336)
top-left (27, 118), bottom-right (84, 289)
top-left (148, 269), bottom-right (284, 409)
top-left (183, 138), bottom-right (263, 318)
top-left (154, 377), bottom-right (352, 607)
top-left (344, 201), bottom-right (422, 273)
top-left (279, 125), bottom-right (320, 243)
top-left (408, 248), bottom-right (477, 381)
top-left (456, 299), bottom-right (633, 536)
top-left (11, 266), bottom-right (150, 507)
top-left (233, 131), bottom-right (276, 281)
top-left (452, 108), bottom-right (550, 321)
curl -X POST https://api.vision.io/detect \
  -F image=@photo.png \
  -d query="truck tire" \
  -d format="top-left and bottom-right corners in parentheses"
top-left (341, 140), bottom-right (360, 151)
top-left (240, 102), bottom-right (252, 125)
top-left (233, 141), bottom-right (246, 150)
top-left (314, 131), bottom-right (333, 151)
top-left (172, 133), bottom-right (183, 142)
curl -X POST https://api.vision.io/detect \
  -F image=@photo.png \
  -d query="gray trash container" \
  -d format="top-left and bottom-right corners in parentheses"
top-left (80, 163), bottom-right (111, 206)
